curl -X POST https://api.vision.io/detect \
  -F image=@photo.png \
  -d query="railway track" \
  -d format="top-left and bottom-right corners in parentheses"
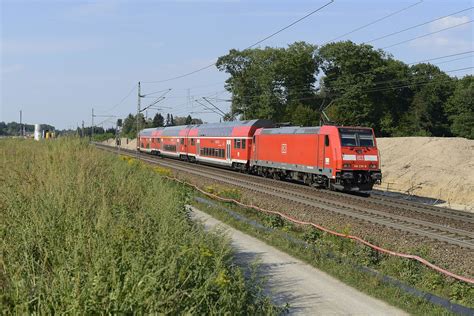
top-left (95, 143), bottom-right (474, 250)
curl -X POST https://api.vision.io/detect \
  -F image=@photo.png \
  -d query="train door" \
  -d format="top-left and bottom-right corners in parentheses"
top-left (226, 139), bottom-right (231, 162)
top-left (196, 139), bottom-right (200, 157)
top-left (317, 135), bottom-right (325, 170)
top-left (252, 135), bottom-right (257, 161)
top-left (323, 135), bottom-right (330, 169)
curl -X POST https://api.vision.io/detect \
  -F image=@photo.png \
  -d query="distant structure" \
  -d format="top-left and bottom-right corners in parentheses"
top-left (34, 124), bottom-right (41, 141)
top-left (33, 124), bottom-right (55, 140)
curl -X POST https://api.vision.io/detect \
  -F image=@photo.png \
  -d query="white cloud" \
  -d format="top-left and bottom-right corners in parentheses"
top-left (409, 35), bottom-right (473, 54)
top-left (408, 15), bottom-right (473, 54)
top-left (429, 15), bottom-right (471, 32)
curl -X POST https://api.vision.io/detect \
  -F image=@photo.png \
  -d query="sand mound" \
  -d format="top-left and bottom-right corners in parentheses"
top-left (375, 137), bottom-right (474, 210)
top-left (102, 137), bottom-right (137, 150)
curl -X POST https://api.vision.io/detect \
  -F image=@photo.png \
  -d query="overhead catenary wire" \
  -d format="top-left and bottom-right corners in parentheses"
top-left (141, 0), bottom-right (334, 84)
top-left (323, 0), bottom-right (424, 44)
top-left (218, 67), bottom-right (473, 104)
top-left (364, 6), bottom-right (473, 44)
top-left (154, 50), bottom-right (473, 107)
top-left (382, 20), bottom-right (473, 49)
top-left (103, 84), bottom-right (137, 113)
top-left (200, 63), bottom-right (472, 103)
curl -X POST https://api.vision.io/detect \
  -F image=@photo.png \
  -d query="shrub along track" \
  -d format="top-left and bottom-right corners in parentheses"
top-left (95, 144), bottom-right (474, 275)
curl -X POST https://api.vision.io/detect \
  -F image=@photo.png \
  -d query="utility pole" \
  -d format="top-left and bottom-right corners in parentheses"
top-left (136, 81), bottom-right (141, 158)
top-left (91, 108), bottom-right (94, 141)
top-left (82, 120), bottom-right (85, 138)
top-left (19, 110), bottom-right (23, 136)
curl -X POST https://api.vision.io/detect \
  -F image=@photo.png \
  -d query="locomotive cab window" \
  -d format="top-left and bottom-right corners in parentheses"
top-left (359, 134), bottom-right (374, 147)
top-left (241, 139), bottom-right (246, 149)
top-left (340, 134), bottom-right (357, 147)
top-left (339, 128), bottom-right (374, 147)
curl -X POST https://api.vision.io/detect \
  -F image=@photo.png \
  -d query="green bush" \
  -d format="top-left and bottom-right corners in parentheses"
top-left (92, 132), bottom-right (115, 142)
top-left (0, 139), bottom-right (276, 314)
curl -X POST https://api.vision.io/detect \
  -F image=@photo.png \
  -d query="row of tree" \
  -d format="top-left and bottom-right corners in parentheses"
top-left (120, 113), bottom-right (203, 138)
top-left (216, 41), bottom-right (473, 138)
top-left (0, 122), bottom-right (55, 136)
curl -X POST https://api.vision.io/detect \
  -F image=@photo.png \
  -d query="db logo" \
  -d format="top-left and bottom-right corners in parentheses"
top-left (281, 143), bottom-right (287, 154)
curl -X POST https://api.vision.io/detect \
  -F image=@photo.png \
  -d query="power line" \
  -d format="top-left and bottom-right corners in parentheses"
top-left (324, 0), bottom-right (424, 43)
top-left (382, 20), bottom-right (473, 49)
top-left (334, 67), bottom-right (473, 94)
top-left (103, 84), bottom-right (137, 113)
top-left (365, 6), bottom-right (473, 44)
top-left (196, 54), bottom-right (472, 102)
top-left (142, 88), bottom-right (172, 97)
top-left (431, 55), bottom-right (474, 65)
top-left (218, 66), bottom-right (472, 102)
top-left (407, 50), bottom-right (473, 64)
top-left (141, 0), bottom-right (334, 84)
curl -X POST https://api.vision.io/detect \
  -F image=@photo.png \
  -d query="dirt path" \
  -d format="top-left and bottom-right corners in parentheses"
top-left (188, 205), bottom-right (406, 315)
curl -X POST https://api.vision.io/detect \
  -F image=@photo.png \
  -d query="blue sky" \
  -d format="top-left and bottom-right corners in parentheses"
top-left (1, 0), bottom-right (473, 129)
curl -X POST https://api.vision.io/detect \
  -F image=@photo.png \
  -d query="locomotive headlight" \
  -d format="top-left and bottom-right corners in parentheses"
top-left (369, 164), bottom-right (377, 169)
top-left (371, 172), bottom-right (382, 180)
top-left (342, 172), bottom-right (353, 179)
top-left (343, 163), bottom-right (351, 168)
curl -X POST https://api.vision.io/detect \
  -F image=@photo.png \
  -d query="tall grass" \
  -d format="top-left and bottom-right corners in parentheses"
top-left (0, 139), bottom-right (277, 314)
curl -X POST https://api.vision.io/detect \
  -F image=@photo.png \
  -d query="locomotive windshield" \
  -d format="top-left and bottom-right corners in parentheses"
top-left (339, 128), bottom-right (374, 147)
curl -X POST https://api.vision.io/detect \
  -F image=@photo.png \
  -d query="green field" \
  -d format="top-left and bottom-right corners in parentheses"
top-left (0, 139), bottom-right (277, 314)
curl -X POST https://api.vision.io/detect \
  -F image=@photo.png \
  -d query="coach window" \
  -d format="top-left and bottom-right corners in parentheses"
top-left (158, 138), bottom-right (161, 143)
top-left (241, 139), bottom-right (246, 149)
top-left (191, 138), bottom-right (195, 146)
top-left (325, 135), bottom-right (330, 147)
top-left (234, 139), bottom-right (241, 149)
top-left (180, 138), bottom-right (184, 145)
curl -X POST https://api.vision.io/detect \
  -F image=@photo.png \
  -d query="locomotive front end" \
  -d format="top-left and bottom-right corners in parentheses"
top-left (336, 127), bottom-right (382, 191)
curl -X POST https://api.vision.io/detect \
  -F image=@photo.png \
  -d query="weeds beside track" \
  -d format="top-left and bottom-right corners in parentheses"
top-left (0, 138), bottom-right (278, 314)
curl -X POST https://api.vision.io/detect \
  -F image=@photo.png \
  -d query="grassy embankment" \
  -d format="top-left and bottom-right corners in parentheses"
top-left (0, 139), bottom-right (278, 314)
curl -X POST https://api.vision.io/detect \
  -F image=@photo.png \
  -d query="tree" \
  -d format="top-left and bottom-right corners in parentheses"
top-left (152, 113), bottom-right (164, 127)
top-left (191, 118), bottom-right (203, 124)
top-left (122, 114), bottom-right (135, 136)
top-left (290, 104), bottom-right (318, 126)
top-left (444, 75), bottom-right (473, 139)
top-left (318, 41), bottom-right (412, 135)
top-left (121, 113), bottom-right (146, 138)
top-left (216, 42), bottom-right (320, 122)
top-left (395, 64), bottom-right (454, 136)
top-left (185, 115), bottom-right (192, 125)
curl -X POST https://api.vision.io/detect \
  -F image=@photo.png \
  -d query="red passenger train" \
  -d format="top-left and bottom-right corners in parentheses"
top-left (138, 120), bottom-right (382, 192)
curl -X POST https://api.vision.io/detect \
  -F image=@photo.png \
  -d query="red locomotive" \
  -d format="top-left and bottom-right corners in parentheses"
top-left (138, 120), bottom-right (382, 192)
